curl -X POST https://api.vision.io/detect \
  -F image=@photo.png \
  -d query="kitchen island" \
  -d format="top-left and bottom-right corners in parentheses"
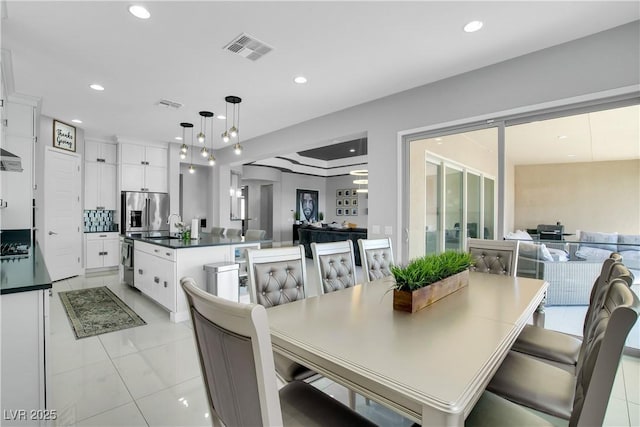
top-left (129, 232), bottom-right (268, 322)
top-left (1, 243), bottom-right (52, 424)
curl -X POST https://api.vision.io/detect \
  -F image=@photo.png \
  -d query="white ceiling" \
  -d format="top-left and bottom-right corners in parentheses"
top-left (2, 1), bottom-right (638, 155)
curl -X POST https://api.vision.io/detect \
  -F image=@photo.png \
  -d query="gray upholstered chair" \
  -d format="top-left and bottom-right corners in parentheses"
top-left (180, 278), bottom-right (376, 427)
top-left (210, 226), bottom-right (226, 237)
top-left (245, 228), bottom-right (266, 240)
top-left (311, 240), bottom-right (358, 295)
top-left (467, 238), bottom-right (520, 276)
top-left (358, 237), bottom-right (395, 283)
top-left (245, 246), bottom-right (316, 382)
top-left (226, 228), bottom-right (242, 238)
top-left (512, 255), bottom-right (633, 372)
top-left (484, 279), bottom-right (640, 427)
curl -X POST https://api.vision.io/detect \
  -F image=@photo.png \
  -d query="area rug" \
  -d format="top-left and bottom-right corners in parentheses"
top-left (59, 286), bottom-right (146, 339)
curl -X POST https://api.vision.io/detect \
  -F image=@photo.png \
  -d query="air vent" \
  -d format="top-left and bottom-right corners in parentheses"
top-left (223, 33), bottom-right (273, 61)
top-left (157, 99), bottom-right (183, 109)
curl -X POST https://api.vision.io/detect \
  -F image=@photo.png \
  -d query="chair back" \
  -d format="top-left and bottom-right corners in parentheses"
top-left (245, 229), bottom-right (267, 241)
top-left (468, 238), bottom-right (520, 276)
top-left (180, 277), bottom-right (283, 426)
top-left (245, 246), bottom-right (307, 307)
top-left (570, 279), bottom-right (640, 427)
top-left (226, 228), bottom-right (242, 238)
top-left (311, 240), bottom-right (358, 295)
top-left (210, 226), bottom-right (226, 237)
top-left (358, 238), bottom-right (395, 283)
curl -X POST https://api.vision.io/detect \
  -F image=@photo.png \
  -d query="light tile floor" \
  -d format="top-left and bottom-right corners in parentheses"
top-left (47, 263), bottom-right (640, 426)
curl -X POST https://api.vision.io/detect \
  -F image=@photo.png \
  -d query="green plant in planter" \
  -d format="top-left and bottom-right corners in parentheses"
top-left (294, 211), bottom-right (300, 221)
top-left (318, 212), bottom-right (324, 221)
top-left (391, 251), bottom-right (473, 292)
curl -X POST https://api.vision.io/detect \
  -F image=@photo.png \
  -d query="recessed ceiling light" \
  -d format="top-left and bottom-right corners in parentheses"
top-left (71, 119), bottom-right (82, 124)
top-left (349, 169), bottom-right (368, 176)
top-left (567, 154), bottom-right (577, 157)
top-left (129, 5), bottom-right (150, 19)
top-left (349, 148), bottom-right (356, 153)
top-left (463, 20), bottom-right (483, 33)
top-left (557, 135), bottom-right (568, 140)
top-left (435, 138), bottom-right (442, 141)
top-left (294, 76), bottom-right (307, 84)
top-left (89, 84), bottom-right (104, 91)
top-left (216, 115), bottom-right (226, 120)
top-left (175, 136), bottom-right (183, 141)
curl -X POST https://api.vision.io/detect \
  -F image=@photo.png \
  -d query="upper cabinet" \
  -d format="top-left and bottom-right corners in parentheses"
top-left (84, 140), bottom-right (117, 210)
top-left (119, 143), bottom-right (167, 193)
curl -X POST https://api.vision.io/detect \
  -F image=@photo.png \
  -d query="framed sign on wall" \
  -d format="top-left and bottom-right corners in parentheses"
top-left (53, 120), bottom-right (76, 152)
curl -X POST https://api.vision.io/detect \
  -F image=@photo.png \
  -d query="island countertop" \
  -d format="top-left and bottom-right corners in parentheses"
top-left (0, 243), bottom-right (52, 295)
top-left (127, 232), bottom-right (271, 249)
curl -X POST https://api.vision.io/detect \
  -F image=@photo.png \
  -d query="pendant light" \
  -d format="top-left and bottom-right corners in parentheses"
top-left (199, 111), bottom-right (213, 157)
top-left (179, 122), bottom-right (191, 160)
top-left (221, 102), bottom-right (230, 143)
top-left (207, 109), bottom-right (216, 166)
top-left (183, 122), bottom-right (195, 174)
top-left (225, 96), bottom-right (241, 139)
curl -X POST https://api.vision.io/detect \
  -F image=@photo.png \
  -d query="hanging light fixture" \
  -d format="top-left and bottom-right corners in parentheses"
top-left (350, 169), bottom-right (369, 193)
top-left (182, 122), bottom-right (195, 174)
top-left (233, 142), bottom-right (243, 155)
top-left (221, 101), bottom-right (230, 143)
top-left (199, 111), bottom-right (213, 157)
top-left (225, 96), bottom-right (241, 139)
top-left (179, 122), bottom-right (192, 160)
top-left (207, 109), bottom-right (216, 166)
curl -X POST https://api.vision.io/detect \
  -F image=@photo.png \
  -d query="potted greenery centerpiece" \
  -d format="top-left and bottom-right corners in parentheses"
top-left (391, 251), bottom-right (473, 313)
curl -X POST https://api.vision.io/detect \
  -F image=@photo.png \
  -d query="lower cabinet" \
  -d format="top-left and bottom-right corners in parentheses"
top-left (85, 233), bottom-right (120, 269)
top-left (134, 243), bottom-right (176, 312)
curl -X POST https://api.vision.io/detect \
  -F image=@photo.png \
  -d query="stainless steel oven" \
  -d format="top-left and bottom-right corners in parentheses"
top-left (122, 237), bottom-right (134, 287)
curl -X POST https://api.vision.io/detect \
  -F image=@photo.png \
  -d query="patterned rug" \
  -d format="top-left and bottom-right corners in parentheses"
top-left (59, 286), bottom-right (146, 339)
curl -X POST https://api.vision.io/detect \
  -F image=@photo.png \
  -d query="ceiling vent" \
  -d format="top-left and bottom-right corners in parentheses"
top-left (223, 33), bottom-right (273, 61)
top-left (157, 99), bottom-right (183, 109)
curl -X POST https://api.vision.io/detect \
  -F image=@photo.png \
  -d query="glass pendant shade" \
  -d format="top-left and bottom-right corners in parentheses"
top-left (221, 131), bottom-right (229, 143)
top-left (200, 147), bottom-right (208, 157)
top-left (208, 154), bottom-right (215, 166)
top-left (233, 143), bottom-right (242, 155)
top-left (229, 126), bottom-right (238, 138)
top-left (179, 152), bottom-right (186, 160)
top-left (197, 132), bottom-right (205, 143)
top-left (188, 164), bottom-right (195, 174)
top-left (180, 143), bottom-right (188, 153)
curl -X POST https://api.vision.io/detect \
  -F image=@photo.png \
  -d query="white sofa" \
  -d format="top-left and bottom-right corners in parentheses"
top-left (512, 230), bottom-right (639, 306)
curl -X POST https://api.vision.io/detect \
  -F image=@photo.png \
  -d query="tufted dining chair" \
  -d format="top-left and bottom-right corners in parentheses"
top-left (467, 238), bottom-right (520, 276)
top-left (226, 228), bottom-right (242, 238)
top-left (481, 279), bottom-right (640, 427)
top-left (311, 240), bottom-right (358, 295)
top-left (358, 238), bottom-right (395, 283)
top-left (512, 254), bottom-right (633, 373)
top-left (245, 246), bottom-right (317, 382)
top-left (210, 226), bottom-right (226, 237)
top-left (245, 229), bottom-right (267, 241)
top-left (180, 277), bottom-right (376, 427)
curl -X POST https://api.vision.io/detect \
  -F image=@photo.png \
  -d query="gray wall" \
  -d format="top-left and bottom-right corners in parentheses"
top-left (212, 21), bottom-right (640, 261)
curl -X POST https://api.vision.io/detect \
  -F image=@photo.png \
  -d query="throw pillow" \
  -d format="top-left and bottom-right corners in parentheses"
top-left (575, 246), bottom-right (613, 261)
top-left (579, 231), bottom-right (618, 252)
top-left (520, 242), bottom-right (554, 262)
top-left (618, 234), bottom-right (640, 252)
top-left (505, 230), bottom-right (533, 241)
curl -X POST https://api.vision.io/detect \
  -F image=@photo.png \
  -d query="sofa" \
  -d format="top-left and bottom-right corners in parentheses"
top-left (511, 230), bottom-right (640, 306)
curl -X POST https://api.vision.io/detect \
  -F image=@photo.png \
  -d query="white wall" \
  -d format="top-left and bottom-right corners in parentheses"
top-left (180, 163), bottom-right (210, 227)
top-left (278, 172), bottom-right (326, 243)
top-left (325, 175), bottom-right (368, 226)
top-left (212, 21), bottom-right (640, 262)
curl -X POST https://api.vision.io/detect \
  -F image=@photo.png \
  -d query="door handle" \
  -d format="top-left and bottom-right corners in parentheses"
top-left (154, 276), bottom-right (160, 284)
top-left (48, 231), bottom-right (58, 235)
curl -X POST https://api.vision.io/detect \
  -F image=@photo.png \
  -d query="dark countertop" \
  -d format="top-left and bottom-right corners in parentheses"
top-left (128, 232), bottom-right (271, 249)
top-left (0, 244), bottom-right (52, 295)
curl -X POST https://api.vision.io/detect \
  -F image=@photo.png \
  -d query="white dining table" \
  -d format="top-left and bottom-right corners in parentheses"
top-left (267, 272), bottom-right (548, 426)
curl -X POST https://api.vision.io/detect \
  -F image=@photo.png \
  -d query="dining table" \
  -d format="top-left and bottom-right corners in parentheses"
top-left (267, 272), bottom-right (548, 426)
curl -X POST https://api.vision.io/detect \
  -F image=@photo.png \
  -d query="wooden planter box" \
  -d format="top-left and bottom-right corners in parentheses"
top-left (393, 269), bottom-right (469, 313)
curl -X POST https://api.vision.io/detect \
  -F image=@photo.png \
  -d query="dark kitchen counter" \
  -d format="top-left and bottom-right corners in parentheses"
top-left (127, 232), bottom-right (271, 249)
top-left (0, 243), bottom-right (52, 295)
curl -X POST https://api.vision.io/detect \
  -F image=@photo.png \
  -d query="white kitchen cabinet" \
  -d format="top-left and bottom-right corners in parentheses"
top-left (84, 140), bottom-right (117, 210)
top-left (1, 289), bottom-right (49, 426)
top-left (134, 242), bottom-right (176, 312)
top-left (84, 232), bottom-right (120, 269)
top-left (120, 143), bottom-right (167, 193)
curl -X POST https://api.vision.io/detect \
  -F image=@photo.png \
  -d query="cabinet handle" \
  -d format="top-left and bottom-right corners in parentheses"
top-left (154, 276), bottom-right (160, 284)
top-left (140, 161), bottom-right (146, 165)
top-left (97, 158), bottom-right (105, 163)
top-left (164, 281), bottom-right (168, 288)
top-left (97, 206), bottom-right (104, 210)
top-left (138, 269), bottom-right (143, 275)
top-left (103, 251), bottom-right (108, 255)
top-left (99, 234), bottom-right (107, 237)
top-left (154, 249), bottom-right (159, 253)
top-left (145, 161), bottom-right (150, 165)
top-left (165, 252), bottom-right (171, 257)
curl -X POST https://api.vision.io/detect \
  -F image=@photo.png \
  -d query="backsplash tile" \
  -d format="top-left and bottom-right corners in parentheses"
top-left (84, 210), bottom-right (118, 232)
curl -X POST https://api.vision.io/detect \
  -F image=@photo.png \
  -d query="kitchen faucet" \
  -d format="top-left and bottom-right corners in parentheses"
top-left (167, 213), bottom-right (182, 233)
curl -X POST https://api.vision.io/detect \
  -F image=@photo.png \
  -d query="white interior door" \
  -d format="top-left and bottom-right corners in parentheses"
top-left (43, 147), bottom-right (82, 281)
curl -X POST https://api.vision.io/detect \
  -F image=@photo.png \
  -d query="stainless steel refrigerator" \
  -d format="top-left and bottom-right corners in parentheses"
top-left (121, 191), bottom-right (170, 235)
